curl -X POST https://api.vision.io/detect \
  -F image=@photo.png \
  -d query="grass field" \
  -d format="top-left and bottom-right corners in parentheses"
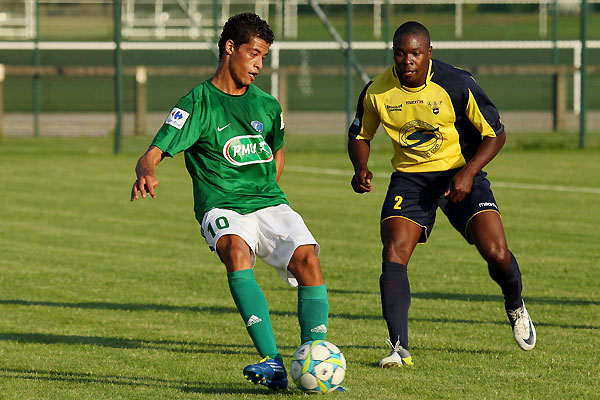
top-left (1, 133), bottom-right (599, 399)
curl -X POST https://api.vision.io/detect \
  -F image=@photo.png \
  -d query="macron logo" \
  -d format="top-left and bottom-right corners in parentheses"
top-left (479, 202), bottom-right (498, 209)
top-left (310, 324), bottom-right (327, 334)
top-left (246, 315), bottom-right (262, 327)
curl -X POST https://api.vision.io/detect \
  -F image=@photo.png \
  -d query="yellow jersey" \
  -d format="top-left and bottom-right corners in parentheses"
top-left (349, 59), bottom-right (504, 173)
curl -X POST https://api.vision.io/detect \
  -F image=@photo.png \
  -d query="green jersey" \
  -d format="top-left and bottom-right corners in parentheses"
top-left (151, 80), bottom-right (288, 222)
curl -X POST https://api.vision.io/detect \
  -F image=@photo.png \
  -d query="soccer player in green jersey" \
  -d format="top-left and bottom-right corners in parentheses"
top-left (131, 13), bottom-right (329, 391)
top-left (348, 21), bottom-right (536, 367)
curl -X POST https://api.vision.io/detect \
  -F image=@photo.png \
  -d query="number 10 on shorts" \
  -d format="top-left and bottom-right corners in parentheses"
top-left (207, 216), bottom-right (230, 237)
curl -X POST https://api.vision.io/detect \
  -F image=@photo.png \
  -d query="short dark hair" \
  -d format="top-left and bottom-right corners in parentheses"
top-left (393, 21), bottom-right (430, 46)
top-left (218, 13), bottom-right (275, 59)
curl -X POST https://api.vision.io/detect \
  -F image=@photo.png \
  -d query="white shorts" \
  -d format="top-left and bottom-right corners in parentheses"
top-left (200, 204), bottom-right (320, 287)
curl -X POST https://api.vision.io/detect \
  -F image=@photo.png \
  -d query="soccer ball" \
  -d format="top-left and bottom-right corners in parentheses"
top-left (290, 340), bottom-right (346, 394)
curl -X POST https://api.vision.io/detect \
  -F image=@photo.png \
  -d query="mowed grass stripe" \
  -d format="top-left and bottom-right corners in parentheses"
top-left (286, 165), bottom-right (600, 194)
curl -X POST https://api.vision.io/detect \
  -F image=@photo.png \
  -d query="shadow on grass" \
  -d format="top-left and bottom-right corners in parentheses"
top-left (301, 289), bottom-right (600, 307)
top-left (0, 331), bottom-right (264, 354)
top-left (0, 299), bottom-right (211, 313)
top-left (0, 367), bottom-right (278, 395)
top-left (2, 296), bottom-right (597, 331)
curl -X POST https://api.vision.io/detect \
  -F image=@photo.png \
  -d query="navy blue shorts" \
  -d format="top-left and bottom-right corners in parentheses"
top-left (380, 169), bottom-right (500, 244)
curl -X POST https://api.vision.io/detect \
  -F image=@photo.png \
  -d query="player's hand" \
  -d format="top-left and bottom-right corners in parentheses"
top-left (351, 169), bottom-right (373, 193)
top-left (444, 169), bottom-right (473, 203)
top-left (131, 175), bottom-right (159, 201)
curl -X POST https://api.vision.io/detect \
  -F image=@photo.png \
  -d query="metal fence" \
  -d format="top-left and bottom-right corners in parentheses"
top-left (0, 0), bottom-right (598, 148)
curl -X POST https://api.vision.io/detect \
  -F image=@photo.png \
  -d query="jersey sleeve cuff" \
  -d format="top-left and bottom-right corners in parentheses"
top-left (495, 123), bottom-right (505, 136)
top-left (150, 142), bottom-right (174, 158)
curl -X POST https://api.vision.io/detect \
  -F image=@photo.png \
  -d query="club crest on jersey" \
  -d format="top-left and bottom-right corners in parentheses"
top-left (427, 100), bottom-right (442, 115)
top-left (398, 120), bottom-right (444, 158)
top-left (251, 120), bottom-right (264, 133)
top-left (165, 107), bottom-right (189, 130)
top-left (223, 135), bottom-right (273, 166)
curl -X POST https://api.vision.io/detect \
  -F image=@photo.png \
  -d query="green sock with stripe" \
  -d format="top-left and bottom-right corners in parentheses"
top-left (298, 284), bottom-right (329, 344)
top-left (228, 269), bottom-right (282, 362)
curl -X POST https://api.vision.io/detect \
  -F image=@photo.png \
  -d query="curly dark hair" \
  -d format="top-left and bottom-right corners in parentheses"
top-left (218, 13), bottom-right (275, 59)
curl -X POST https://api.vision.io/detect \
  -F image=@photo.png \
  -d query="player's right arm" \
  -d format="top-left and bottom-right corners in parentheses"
top-left (131, 145), bottom-right (165, 201)
top-left (348, 137), bottom-right (373, 193)
top-left (348, 81), bottom-right (377, 194)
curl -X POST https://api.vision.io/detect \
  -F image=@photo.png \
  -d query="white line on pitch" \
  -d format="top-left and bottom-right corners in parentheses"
top-left (285, 166), bottom-right (600, 195)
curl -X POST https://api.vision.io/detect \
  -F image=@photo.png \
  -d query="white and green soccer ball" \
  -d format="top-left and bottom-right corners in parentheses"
top-left (290, 340), bottom-right (346, 394)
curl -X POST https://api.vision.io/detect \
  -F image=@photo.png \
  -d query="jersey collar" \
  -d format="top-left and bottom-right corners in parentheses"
top-left (207, 78), bottom-right (252, 98)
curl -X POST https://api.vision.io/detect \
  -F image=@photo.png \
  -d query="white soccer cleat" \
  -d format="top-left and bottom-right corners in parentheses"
top-left (507, 301), bottom-right (536, 351)
top-left (379, 339), bottom-right (414, 368)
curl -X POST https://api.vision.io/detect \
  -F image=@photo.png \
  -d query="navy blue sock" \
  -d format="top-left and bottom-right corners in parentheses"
top-left (488, 251), bottom-right (523, 311)
top-left (380, 261), bottom-right (411, 349)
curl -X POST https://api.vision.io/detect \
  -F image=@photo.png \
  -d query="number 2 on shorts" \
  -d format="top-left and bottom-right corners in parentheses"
top-left (394, 195), bottom-right (403, 210)
top-left (207, 216), bottom-right (230, 237)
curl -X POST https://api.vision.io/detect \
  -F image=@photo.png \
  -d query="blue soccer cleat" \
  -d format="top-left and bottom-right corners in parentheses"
top-left (243, 356), bottom-right (288, 391)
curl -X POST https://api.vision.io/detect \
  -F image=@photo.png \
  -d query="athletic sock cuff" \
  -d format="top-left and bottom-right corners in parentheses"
top-left (227, 269), bottom-right (254, 280)
top-left (382, 261), bottom-right (407, 274)
top-left (298, 284), bottom-right (327, 300)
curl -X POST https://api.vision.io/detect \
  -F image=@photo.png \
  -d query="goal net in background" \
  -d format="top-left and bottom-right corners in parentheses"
top-left (0, 0), bottom-right (598, 138)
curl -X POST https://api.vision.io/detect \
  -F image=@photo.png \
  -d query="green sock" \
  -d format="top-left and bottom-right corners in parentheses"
top-left (298, 284), bottom-right (329, 344)
top-left (227, 269), bottom-right (281, 362)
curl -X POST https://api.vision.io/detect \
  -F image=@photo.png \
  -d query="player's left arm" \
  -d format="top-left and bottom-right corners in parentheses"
top-left (445, 134), bottom-right (505, 202)
top-left (268, 105), bottom-right (286, 183)
top-left (445, 77), bottom-right (505, 202)
top-left (274, 146), bottom-right (284, 182)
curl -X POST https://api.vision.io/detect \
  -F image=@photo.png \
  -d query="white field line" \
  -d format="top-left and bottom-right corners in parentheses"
top-left (286, 166), bottom-right (600, 195)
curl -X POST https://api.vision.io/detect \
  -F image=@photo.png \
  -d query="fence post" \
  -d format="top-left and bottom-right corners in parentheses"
top-left (33, 0), bottom-right (40, 137)
top-left (553, 72), bottom-right (566, 131)
top-left (0, 64), bottom-right (4, 137)
top-left (135, 66), bottom-right (147, 136)
top-left (345, 1), bottom-right (353, 129)
top-left (278, 68), bottom-right (288, 117)
top-left (114, 0), bottom-right (123, 154)
top-left (579, 0), bottom-right (588, 148)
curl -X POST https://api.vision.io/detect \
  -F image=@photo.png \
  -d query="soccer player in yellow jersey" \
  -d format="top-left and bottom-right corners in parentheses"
top-left (348, 21), bottom-right (536, 367)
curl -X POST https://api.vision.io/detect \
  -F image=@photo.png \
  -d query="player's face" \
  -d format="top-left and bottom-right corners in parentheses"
top-left (392, 33), bottom-right (432, 88)
top-left (227, 36), bottom-right (270, 89)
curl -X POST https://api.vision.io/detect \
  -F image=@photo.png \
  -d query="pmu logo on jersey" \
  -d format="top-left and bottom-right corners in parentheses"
top-left (427, 100), bottom-right (442, 115)
top-left (251, 120), bottom-right (264, 133)
top-left (223, 135), bottom-right (273, 166)
top-left (398, 120), bottom-right (443, 157)
top-left (165, 107), bottom-right (189, 130)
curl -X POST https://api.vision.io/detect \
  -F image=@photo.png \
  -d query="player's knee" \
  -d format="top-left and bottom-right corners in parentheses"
top-left (291, 250), bottom-right (320, 273)
top-left (289, 247), bottom-right (323, 285)
top-left (481, 244), bottom-right (511, 270)
top-left (215, 236), bottom-right (251, 267)
top-left (382, 241), bottom-right (411, 265)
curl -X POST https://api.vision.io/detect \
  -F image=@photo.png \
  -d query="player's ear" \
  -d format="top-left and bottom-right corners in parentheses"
top-left (224, 39), bottom-right (235, 56)
top-left (428, 46), bottom-right (433, 59)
